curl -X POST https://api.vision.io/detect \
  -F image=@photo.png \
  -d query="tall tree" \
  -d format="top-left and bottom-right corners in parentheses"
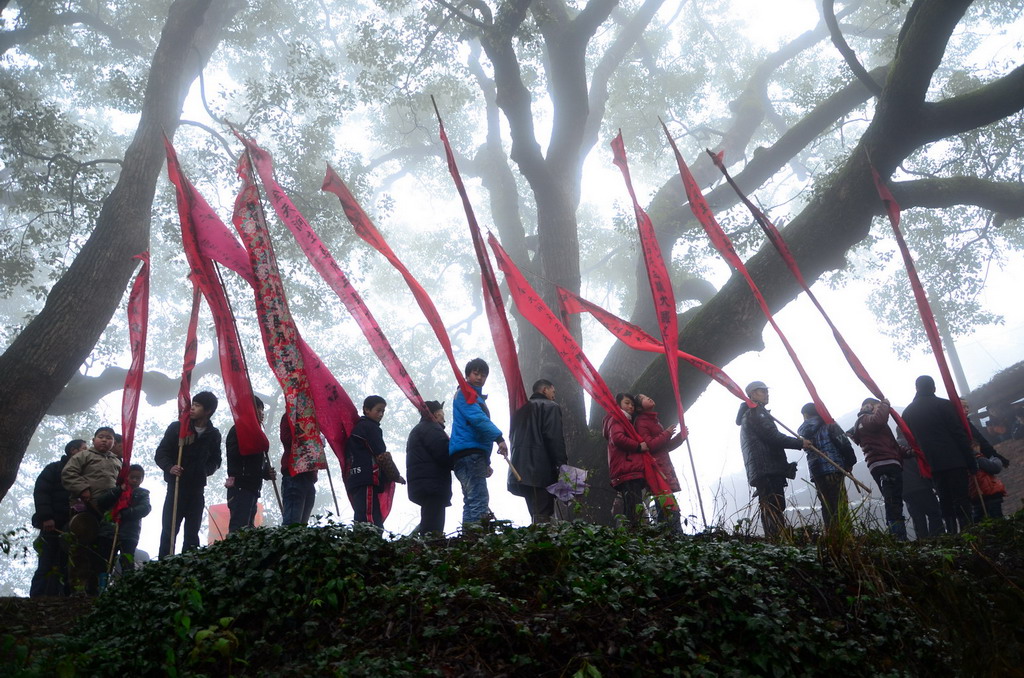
top-left (0, 0), bottom-right (243, 502)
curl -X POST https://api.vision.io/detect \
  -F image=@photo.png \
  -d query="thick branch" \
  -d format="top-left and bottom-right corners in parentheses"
top-left (822, 0), bottom-right (882, 97)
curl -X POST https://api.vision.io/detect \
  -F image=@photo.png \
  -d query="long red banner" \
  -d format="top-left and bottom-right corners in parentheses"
top-left (710, 151), bottom-right (929, 475)
top-left (870, 166), bottom-right (972, 444)
top-left (239, 136), bottom-right (428, 419)
top-left (113, 252), bottom-right (149, 520)
top-left (433, 105), bottom-right (527, 415)
top-left (164, 138), bottom-right (269, 457)
top-left (660, 121), bottom-right (834, 424)
top-left (321, 165), bottom-right (477, 406)
top-left (488, 234), bottom-right (676, 510)
top-left (557, 286), bottom-right (754, 407)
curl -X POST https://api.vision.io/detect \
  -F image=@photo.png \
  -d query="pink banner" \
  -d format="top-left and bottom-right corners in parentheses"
top-left (177, 285), bottom-right (202, 441)
top-left (871, 165), bottom-right (970, 450)
top-left (660, 121), bottom-right (834, 425)
top-left (239, 135), bottom-right (427, 419)
top-left (321, 165), bottom-right (476, 407)
top-left (433, 106), bottom-right (527, 415)
top-left (488, 234), bottom-right (676, 509)
top-left (113, 252), bottom-right (150, 520)
top-left (164, 138), bottom-right (270, 457)
top-left (557, 287), bottom-right (754, 407)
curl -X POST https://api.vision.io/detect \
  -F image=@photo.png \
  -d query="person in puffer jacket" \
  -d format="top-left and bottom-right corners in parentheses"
top-left (605, 393), bottom-right (651, 528)
top-left (849, 397), bottom-right (907, 540)
top-left (633, 393), bottom-right (686, 530)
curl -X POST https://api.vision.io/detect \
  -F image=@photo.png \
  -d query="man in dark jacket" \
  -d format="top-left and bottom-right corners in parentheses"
top-left (901, 376), bottom-right (977, 534)
top-left (225, 397), bottom-right (276, 533)
top-left (508, 379), bottom-right (568, 524)
top-left (30, 438), bottom-right (87, 597)
top-left (736, 381), bottom-right (807, 539)
top-left (344, 395), bottom-right (390, 527)
top-left (406, 400), bottom-right (452, 534)
top-left (155, 391), bottom-right (223, 557)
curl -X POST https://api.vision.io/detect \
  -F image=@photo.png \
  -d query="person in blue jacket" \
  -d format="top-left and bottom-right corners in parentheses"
top-left (449, 358), bottom-right (507, 527)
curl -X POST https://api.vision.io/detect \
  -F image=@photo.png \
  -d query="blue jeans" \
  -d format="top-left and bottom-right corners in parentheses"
top-left (281, 471), bottom-right (317, 526)
top-left (453, 452), bottom-right (490, 525)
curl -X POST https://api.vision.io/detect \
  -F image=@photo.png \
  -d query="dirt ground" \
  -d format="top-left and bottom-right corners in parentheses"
top-left (0, 596), bottom-right (94, 639)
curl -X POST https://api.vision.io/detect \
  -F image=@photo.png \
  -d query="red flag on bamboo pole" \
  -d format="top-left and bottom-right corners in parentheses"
top-left (112, 252), bottom-right (149, 520)
top-left (708, 151), bottom-right (929, 475)
top-left (164, 138), bottom-right (269, 457)
top-left (870, 165), bottom-right (972, 443)
top-left (321, 164), bottom-right (477, 405)
top-left (660, 120), bottom-right (834, 424)
top-left (238, 135), bottom-right (429, 420)
top-left (557, 286), bottom-right (755, 407)
top-left (176, 285), bottom-right (202, 444)
top-left (432, 100), bottom-right (528, 415)
top-left (487, 234), bottom-right (676, 510)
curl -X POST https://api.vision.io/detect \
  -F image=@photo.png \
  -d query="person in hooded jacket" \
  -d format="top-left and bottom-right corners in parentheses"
top-left (736, 381), bottom-right (807, 539)
top-left (633, 393), bottom-right (686, 529)
top-left (605, 393), bottom-right (651, 528)
top-left (797, 403), bottom-right (856, 532)
top-left (406, 400), bottom-right (452, 534)
top-left (849, 397), bottom-right (907, 539)
top-left (508, 379), bottom-right (568, 524)
top-left (30, 438), bottom-right (88, 597)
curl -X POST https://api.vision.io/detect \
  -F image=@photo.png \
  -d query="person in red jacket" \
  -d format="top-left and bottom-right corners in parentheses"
top-left (849, 397), bottom-right (907, 540)
top-left (633, 394), bottom-right (687, 529)
top-left (604, 393), bottom-right (651, 528)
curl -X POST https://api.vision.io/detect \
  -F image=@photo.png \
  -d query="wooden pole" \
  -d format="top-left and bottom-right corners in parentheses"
top-left (683, 437), bottom-right (708, 528)
top-left (168, 439), bottom-right (185, 555)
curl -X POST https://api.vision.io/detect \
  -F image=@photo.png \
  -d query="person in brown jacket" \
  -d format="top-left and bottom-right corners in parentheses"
top-left (849, 398), bottom-right (906, 540)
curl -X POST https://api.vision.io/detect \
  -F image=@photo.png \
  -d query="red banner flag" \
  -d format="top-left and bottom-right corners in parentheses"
top-left (870, 165), bottom-right (971, 444)
top-left (164, 138), bottom-right (270, 457)
top-left (112, 252), bottom-right (150, 520)
top-left (487, 234), bottom-right (676, 510)
top-left (233, 154), bottom-right (328, 475)
top-left (709, 151), bottom-right (929, 474)
top-left (321, 164), bottom-right (477, 405)
top-left (177, 285), bottom-right (202, 442)
top-left (660, 121), bottom-right (834, 424)
top-left (433, 103), bottom-right (528, 415)
top-left (612, 132), bottom-right (687, 430)
top-left (239, 135), bottom-right (428, 419)
top-left (557, 286), bottom-right (755, 407)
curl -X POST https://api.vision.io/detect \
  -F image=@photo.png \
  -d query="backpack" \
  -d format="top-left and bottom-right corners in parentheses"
top-left (827, 423), bottom-right (857, 469)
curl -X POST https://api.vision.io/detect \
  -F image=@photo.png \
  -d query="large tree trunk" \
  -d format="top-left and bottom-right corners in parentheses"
top-left (0, 0), bottom-right (243, 503)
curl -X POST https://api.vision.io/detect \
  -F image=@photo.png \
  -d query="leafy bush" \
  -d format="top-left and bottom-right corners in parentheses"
top-left (8, 516), bottom-right (1024, 676)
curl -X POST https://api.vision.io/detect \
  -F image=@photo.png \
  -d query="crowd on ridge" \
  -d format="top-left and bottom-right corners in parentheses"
top-left (27, 358), bottom-right (1020, 596)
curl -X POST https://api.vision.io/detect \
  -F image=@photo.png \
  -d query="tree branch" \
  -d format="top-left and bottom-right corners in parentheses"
top-left (822, 0), bottom-right (882, 97)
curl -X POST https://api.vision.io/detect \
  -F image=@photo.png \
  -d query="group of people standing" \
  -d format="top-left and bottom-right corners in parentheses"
top-left (737, 375), bottom-right (1011, 540)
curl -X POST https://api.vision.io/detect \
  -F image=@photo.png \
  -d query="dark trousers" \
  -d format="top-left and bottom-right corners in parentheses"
top-left (812, 472), bottom-right (848, 531)
top-left (349, 486), bottom-right (383, 527)
top-left (160, 482), bottom-right (205, 557)
top-left (871, 465), bottom-right (906, 539)
top-left (523, 486), bottom-right (556, 524)
top-left (281, 471), bottom-right (317, 525)
top-left (932, 467), bottom-right (973, 534)
top-left (413, 497), bottom-right (447, 535)
top-left (972, 495), bottom-right (1004, 522)
top-left (227, 486), bottom-right (260, 534)
top-left (752, 476), bottom-right (787, 539)
top-left (617, 478), bottom-right (649, 529)
top-left (30, 529), bottom-right (68, 597)
top-left (904, 489), bottom-right (944, 538)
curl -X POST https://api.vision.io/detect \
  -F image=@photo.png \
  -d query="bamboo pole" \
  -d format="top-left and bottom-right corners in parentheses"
top-left (168, 439), bottom-right (185, 556)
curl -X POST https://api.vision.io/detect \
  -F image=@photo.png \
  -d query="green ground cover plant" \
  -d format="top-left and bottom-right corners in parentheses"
top-left (4, 515), bottom-right (1023, 677)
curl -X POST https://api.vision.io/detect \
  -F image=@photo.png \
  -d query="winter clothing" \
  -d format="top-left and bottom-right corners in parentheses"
top-left (226, 425), bottom-right (273, 533)
top-left (449, 386), bottom-right (503, 459)
top-left (798, 415), bottom-right (854, 531)
top-left (902, 460), bottom-right (944, 539)
top-left (848, 400), bottom-right (903, 471)
top-left (604, 411), bottom-right (645, 488)
top-left (902, 391), bottom-right (976, 533)
top-left (970, 453), bottom-right (1006, 521)
top-left (508, 393), bottom-right (567, 522)
top-left (281, 472), bottom-right (317, 525)
top-left (115, 486), bottom-right (151, 545)
top-left (406, 417), bottom-right (452, 508)
top-left (634, 410), bottom-right (682, 493)
top-left (155, 421), bottom-right (222, 557)
top-left (735, 403), bottom-right (803, 487)
top-left (345, 416), bottom-right (389, 527)
top-left (32, 454), bottom-right (74, 530)
top-left (30, 453), bottom-right (75, 597)
top-left (61, 447), bottom-right (121, 501)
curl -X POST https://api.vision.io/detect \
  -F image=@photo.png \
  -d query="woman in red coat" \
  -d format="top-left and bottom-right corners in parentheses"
top-left (635, 394), bottom-right (686, 529)
top-left (603, 393), bottom-right (649, 527)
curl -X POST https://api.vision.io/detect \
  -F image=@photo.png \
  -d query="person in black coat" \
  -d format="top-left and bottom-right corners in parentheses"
top-left (155, 391), bottom-right (222, 557)
top-left (901, 376), bottom-right (977, 534)
top-left (30, 438), bottom-right (88, 597)
top-left (735, 381), bottom-right (807, 539)
top-left (225, 397), bottom-right (276, 533)
top-left (344, 395), bottom-right (389, 528)
top-left (406, 400), bottom-right (452, 534)
top-left (508, 380), bottom-right (568, 524)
